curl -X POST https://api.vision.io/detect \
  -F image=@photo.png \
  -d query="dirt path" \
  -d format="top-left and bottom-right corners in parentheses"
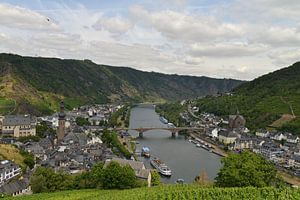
top-left (278, 170), bottom-right (300, 186)
top-left (188, 104), bottom-right (200, 119)
top-left (280, 96), bottom-right (296, 118)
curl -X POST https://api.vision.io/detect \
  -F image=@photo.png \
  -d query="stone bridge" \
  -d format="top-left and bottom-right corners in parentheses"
top-left (108, 127), bottom-right (205, 138)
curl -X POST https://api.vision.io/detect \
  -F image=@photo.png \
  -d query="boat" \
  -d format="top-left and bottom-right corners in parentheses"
top-left (196, 143), bottom-right (201, 148)
top-left (159, 116), bottom-right (168, 124)
top-left (175, 178), bottom-right (185, 184)
top-left (150, 157), bottom-right (172, 176)
top-left (201, 144), bottom-right (209, 151)
top-left (141, 147), bottom-right (150, 158)
top-left (167, 122), bottom-right (175, 128)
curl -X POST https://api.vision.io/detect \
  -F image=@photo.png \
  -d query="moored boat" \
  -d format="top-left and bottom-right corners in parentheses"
top-left (150, 157), bottom-right (172, 176)
top-left (141, 147), bottom-right (150, 158)
top-left (159, 116), bottom-right (168, 124)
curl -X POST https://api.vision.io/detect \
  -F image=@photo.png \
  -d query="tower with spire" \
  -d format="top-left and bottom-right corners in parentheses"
top-left (57, 101), bottom-right (66, 144)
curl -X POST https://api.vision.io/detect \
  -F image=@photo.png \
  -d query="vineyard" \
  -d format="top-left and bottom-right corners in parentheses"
top-left (8, 185), bottom-right (300, 200)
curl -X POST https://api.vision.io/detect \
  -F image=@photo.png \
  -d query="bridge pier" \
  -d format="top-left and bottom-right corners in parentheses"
top-left (139, 132), bottom-right (144, 138)
top-left (171, 132), bottom-right (177, 138)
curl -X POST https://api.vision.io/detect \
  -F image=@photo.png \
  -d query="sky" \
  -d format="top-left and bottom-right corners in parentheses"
top-left (0, 0), bottom-right (300, 80)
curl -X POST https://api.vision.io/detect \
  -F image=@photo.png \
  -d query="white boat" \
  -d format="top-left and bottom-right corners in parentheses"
top-left (196, 143), bottom-right (201, 148)
top-left (150, 157), bottom-right (172, 176)
top-left (141, 147), bottom-right (150, 158)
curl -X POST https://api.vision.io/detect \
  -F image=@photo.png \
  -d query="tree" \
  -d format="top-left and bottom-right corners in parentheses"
top-left (102, 161), bottom-right (136, 189)
top-left (30, 167), bottom-right (75, 193)
top-left (76, 117), bottom-right (91, 126)
top-left (215, 151), bottom-right (283, 187)
top-left (30, 174), bottom-right (47, 193)
top-left (91, 162), bottom-right (104, 188)
top-left (150, 170), bottom-right (161, 186)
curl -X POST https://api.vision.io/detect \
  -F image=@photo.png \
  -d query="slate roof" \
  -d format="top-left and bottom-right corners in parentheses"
top-left (104, 158), bottom-right (145, 171)
top-left (0, 179), bottom-right (29, 195)
top-left (136, 169), bottom-right (151, 179)
top-left (0, 160), bottom-right (19, 174)
top-left (3, 115), bottom-right (36, 126)
top-left (219, 130), bottom-right (237, 138)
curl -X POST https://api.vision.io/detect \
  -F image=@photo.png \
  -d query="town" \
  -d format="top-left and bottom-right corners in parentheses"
top-left (181, 101), bottom-right (300, 183)
top-left (1, 98), bottom-right (300, 197)
top-left (0, 102), bottom-right (154, 196)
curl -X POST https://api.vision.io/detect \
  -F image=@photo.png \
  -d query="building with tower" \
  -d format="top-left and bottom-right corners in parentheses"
top-left (57, 101), bottom-right (66, 144)
top-left (228, 110), bottom-right (246, 130)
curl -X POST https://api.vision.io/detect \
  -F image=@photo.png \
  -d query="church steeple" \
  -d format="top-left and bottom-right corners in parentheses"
top-left (57, 101), bottom-right (66, 144)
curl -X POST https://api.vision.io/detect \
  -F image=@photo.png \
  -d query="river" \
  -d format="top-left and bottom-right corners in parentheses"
top-left (128, 104), bottom-right (222, 183)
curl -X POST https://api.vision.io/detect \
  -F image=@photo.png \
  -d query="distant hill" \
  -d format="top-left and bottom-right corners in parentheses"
top-left (196, 62), bottom-right (300, 133)
top-left (0, 53), bottom-right (243, 115)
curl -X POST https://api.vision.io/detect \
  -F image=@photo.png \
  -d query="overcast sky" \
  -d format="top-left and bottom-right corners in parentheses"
top-left (0, 0), bottom-right (300, 80)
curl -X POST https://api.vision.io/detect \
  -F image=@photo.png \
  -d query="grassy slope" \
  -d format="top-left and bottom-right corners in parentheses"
top-left (0, 97), bottom-right (15, 114)
top-left (0, 53), bottom-right (243, 115)
top-left (196, 62), bottom-right (300, 133)
top-left (8, 185), bottom-right (300, 200)
top-left (0, 144), bottom-right (26, 169)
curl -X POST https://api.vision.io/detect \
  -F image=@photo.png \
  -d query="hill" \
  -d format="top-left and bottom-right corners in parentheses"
top-left (0, 53), bottom-right (243, 115)
top-left (196, 62), bottom-right (300, 133)
top-left (6, 185), bottom-right (300, 200)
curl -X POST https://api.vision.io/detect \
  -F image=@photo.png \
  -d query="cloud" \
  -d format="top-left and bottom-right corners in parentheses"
top-left (249, 26), bottom-right (300, 47)
top-left (189, 43), bottom-right (268, 57)
top-left (129, 5), bottom-right (243, 43)
top-left (1, 1), bottom-right (300, 81)
top-left (93, 16), bottom-right (133, 34)
top-left (0, 3), bottom-right (60, 31)
top-left (269, 49), bottom-right (300, 66)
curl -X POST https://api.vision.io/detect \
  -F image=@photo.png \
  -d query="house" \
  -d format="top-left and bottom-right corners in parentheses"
top-left (0, 160), bottom-right (21, 186)
top-left (210, 128), bottom-right (219, 138)
top-left (24, 142), bottom-right (45, 160)
top-left (286, 134), bottom-right (299, 144)
top-left (289, 155), bottom-right (300, 169)
top-left (0, 179), bottom-right (31, 197)
top-left (270, 132), bottom-right (287, 141)
top-left (260, 142), bottom-right (282, 162)
top-left (0, 115), bottom-right (37, 137)
top-left (218, 130), bottom-right (237, 144)
top-left (234, 136), bottom-right (255, 150)
top-left (88, 116), bottom-right (105, 126)
top-left (228, 113), bottom-right (246, 130)
top-left (255, 129), bottom-right (269, 138)
top-left (104, 158), bottom-right (152, 187)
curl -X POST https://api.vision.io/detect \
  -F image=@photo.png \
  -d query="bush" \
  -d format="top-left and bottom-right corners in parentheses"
top-left (215, 151), bottom-right (283, 187)
top-left (102, 161), bottom-right (137, 189)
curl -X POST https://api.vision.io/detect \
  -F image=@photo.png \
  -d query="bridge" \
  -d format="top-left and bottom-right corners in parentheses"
top-left (108, 127), bottom-right (205, 138)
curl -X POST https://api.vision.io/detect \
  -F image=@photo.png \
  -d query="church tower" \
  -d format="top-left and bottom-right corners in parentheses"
top-left (57, 101), bottom-right (66, 144)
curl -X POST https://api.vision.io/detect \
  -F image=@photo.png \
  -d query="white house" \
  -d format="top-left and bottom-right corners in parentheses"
top-left (218, 130), bottom-right (237, 144)
top-left (255, 130), bottom-right (269, 138)
top-left (286, 134), bottom-right (299, 144)
top-left (210, 128), bottom-right (219, 138)
top-left (0, 160), bottom-right (21, 186)
top-left (270, 132), bottom-right (287, 141)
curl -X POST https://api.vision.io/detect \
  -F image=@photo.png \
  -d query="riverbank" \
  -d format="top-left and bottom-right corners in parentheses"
top-left (189, 133), bottom-right (300, 186)
top-left (189, 133), bottom-right (228, 157)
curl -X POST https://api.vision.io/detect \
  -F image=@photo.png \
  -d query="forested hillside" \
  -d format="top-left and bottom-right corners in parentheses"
top-left (0, 53), bottom-right (242, 115)
top-left (196, 62), bottom-right (300, 133)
